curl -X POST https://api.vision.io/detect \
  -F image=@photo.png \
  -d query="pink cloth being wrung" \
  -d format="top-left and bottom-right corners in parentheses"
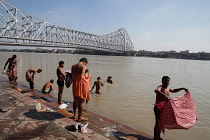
top-left (158, 91), bottom-right (197, 134)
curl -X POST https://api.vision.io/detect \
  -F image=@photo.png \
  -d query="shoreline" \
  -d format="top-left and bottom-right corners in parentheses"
top-left (1, 50), bottom-right (210, 61)
top-left (0, 77), bottom-right (153, 140)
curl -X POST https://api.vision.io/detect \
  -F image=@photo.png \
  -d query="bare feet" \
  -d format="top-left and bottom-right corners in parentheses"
top-left (76, 117), bottom-right (88, 122)
top-left (70, 116), bottom-right (77, 120)
top-left (29, 88), bottom-right (36, 92)
top-left (69, 114), bottom-right (78, 120)
top-left (57, 101), bottom-right (64, 105)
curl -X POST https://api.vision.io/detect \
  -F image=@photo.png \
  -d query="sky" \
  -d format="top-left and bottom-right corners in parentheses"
top-left (2, 0), bottom-right (210, 52)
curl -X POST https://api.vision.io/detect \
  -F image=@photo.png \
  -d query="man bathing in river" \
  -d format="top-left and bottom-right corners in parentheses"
top-left (106, 76), bottom-right (113, 84)
top-left (90, 77), bottom-right (104, 93)
top-left (25, 68), bottom-right (42, 89)
top-left (57, 61), bottom-right (66, 104)
top-left (3, 55), bottom-right (18, 82)
top-left (71, 58), bottom-right (89, 121)
top-left (42, 79), bottom-right (55, 94)
top-left (154, 76), bottom-right (188, 140)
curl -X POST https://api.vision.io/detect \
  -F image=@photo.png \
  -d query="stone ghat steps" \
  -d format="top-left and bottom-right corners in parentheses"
top-left (0, 78), bottom-right (153, 140)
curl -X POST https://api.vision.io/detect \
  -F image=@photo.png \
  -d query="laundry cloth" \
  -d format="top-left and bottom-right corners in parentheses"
top-left (158, 91), bottom-right (197, 134)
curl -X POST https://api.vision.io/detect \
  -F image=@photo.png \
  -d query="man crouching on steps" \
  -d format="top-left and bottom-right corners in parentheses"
top-left (42, 79), bottom-right (55, 94)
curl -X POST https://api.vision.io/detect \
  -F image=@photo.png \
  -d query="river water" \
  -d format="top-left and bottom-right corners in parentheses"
top-left (0, 52), bottom-right (209, 140)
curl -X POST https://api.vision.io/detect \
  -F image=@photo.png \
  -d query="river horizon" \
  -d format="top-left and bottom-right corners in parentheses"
top-left (0, 52), bottom-right (210, 140)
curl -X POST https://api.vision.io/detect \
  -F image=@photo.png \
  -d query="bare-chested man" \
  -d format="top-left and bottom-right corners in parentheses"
top-left (3, 55), bottom-right (18, 81)
top-left (91, 77), bottom-right (104, 93)
top-left (57, 61), bottom-right (66, 104)
top-left (106, 76), bottom-right (113, 84)
top-left (42, 79), bottom-right (55, 94)
top-left (71, 58), bottom-right (89, 121)
top-left (154, 76), bottom-right (188, 140)
top-left (26, 68), bottom-right (42, 89)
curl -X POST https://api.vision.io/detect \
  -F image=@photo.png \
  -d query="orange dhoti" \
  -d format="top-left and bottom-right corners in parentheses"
top-left (72, 73), bottom-right (90, 101)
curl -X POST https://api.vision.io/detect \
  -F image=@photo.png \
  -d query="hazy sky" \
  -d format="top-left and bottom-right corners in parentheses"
top-left (3, 0), bottom-right (210, 52)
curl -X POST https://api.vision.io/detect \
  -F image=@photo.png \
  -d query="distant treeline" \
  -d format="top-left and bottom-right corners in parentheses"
top-left (0, 48), bottom-right (75, 54)
top-left (0, 48), bottom-right (53, 53)
top-left (132, 50), bottom-right (210, 60)
top-left (0, 48), bottom-right (210, 60)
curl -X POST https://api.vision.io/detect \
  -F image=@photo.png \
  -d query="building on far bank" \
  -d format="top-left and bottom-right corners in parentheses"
top-left (170, 50), bottom-right (176, 53)
top-left (180, 50), bottom-right (189, 54)
top-left (171, 52), bottom-right (181, 59)
top-left (52, 49), bottom-right (57, 53)
top-left (36, 48), bottom-right (42, 51)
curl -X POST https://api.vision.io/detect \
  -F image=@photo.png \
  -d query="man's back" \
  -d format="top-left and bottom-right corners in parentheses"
top-left (43, 82), bottom-right (52, 89)
top-left (95, 80), bottom-right (103, 89)
top-left (107, 79), bottom-right (113, 84)
top-left (71, 61), bottom-right (89, 100)
top-left (72, 63), bottom-right (84, 74)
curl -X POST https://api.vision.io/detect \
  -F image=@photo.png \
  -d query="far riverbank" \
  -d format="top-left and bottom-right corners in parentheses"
top-left (1, 47), bottom-right (210, 60)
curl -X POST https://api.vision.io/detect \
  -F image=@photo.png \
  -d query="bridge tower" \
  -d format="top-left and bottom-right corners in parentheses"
top-left (0, 0), bottom-right (134, 52)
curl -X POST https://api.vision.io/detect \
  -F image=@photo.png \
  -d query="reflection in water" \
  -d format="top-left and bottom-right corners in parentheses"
top-left (93, 93), bottom-right (102, 106)
top-left (106, 84), bottom-right (113, 94)
top-left (0, 52), bottom-right (210, 140)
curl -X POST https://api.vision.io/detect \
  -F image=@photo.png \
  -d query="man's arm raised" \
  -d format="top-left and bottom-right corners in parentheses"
top-left (170, 88), bottom-right (188, 93)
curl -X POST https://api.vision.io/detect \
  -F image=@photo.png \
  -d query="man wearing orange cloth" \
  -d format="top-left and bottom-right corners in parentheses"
top-left (71, 58), bottom-right (89, 121)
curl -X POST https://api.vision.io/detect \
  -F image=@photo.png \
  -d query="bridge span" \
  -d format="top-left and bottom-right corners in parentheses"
top-left (0, 0), bottom-right (134, 53)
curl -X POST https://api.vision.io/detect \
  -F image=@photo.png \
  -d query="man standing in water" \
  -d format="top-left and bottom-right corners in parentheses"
top-left (106, 76), bottom-right (113, 84)
top-left (90, 77), bottom-right (104, 93)
top-left (71, 58), bottom-right (89, 121)
top-left (26, 68), bottom-right (42, 89)
top-left (3, 55), bottom-right (18, 82)
top-left (154, 76), bottom-right (188, 140)
top-left (57, 61), bottom-right (66, 104)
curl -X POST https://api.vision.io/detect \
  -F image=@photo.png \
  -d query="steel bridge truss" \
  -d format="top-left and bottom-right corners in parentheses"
top-left (0, 0), bottom-right (134, 52)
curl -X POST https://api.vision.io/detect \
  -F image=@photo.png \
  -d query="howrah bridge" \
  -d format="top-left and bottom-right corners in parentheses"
top-left (0, 0), bottom-right (134, 53)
